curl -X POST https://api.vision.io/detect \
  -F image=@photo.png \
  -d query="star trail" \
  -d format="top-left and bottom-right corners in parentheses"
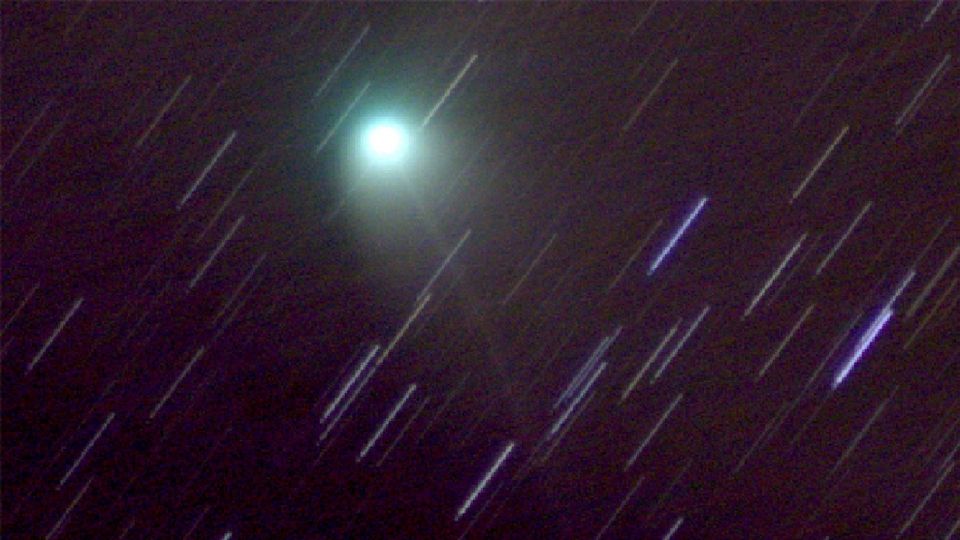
top-left (3, 2), bottom-right (960, 539)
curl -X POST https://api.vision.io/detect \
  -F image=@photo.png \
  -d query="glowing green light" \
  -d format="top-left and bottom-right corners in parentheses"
top-left (363, 122), bottom-right (407, 161)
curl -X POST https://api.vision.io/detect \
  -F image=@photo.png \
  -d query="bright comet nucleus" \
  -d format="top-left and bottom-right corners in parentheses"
top-left (363, 122), bottom-right (408, 162)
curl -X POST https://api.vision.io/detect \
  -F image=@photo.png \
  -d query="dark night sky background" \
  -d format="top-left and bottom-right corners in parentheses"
top-left (2, 2), bottom-right (960, 539)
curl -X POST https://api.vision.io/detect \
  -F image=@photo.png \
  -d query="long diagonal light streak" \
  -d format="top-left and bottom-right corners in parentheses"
top-left (456, 441), bottom-right (517, 521)
top-left (648, 196), bottom-right (709, 276)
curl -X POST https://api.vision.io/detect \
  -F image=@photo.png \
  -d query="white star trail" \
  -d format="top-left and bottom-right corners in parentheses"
top-left (743, 233), bottom-right (807, 319)
top-left (456, 440), bottom-right (517, 521)
top-left (178, 130), bottom-right (237, 210)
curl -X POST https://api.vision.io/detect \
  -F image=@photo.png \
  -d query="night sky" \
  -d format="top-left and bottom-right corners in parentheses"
top-left (3, 2), bottom-right (960, 539)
